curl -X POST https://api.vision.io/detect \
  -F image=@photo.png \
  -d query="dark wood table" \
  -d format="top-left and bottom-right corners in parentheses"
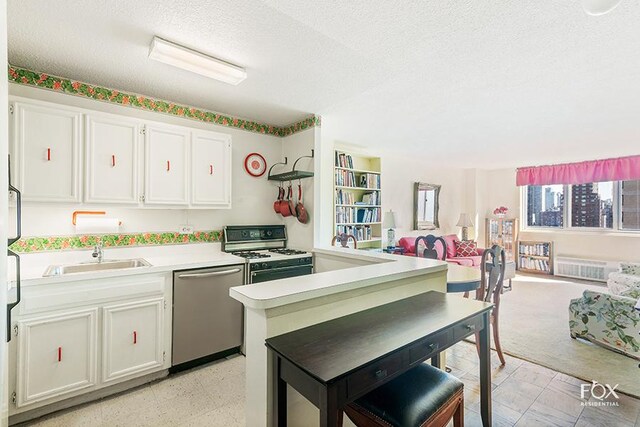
top-left (266, 291), bottom-right (494, 427)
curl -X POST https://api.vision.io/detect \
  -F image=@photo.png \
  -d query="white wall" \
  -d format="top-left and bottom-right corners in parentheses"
top-left (380, 150), bottom-right (467, 244)
top-left (484, 167), bottom-right (640, 263)
top-left (8, 84), bottom-right (287, 238)
top-left (281, 128), bottom-right (316, 250)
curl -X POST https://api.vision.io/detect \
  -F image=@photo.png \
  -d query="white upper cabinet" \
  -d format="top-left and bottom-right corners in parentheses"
top-left (144, 124), bottom-right (190, 205)
top-left (12, 101), bottom-right (81, 202)
top-left (9, 97), bottom-right (233, 208)
top-left (191, 130), bottom-right (232, 208)
top-left (85, 113), bottom-right (141, 204)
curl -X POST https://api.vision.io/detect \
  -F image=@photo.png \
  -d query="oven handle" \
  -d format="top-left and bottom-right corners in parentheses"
top-left (177, 268), bottom-right (242, 279)
top-left (251, 265), bottom-right (312, 277)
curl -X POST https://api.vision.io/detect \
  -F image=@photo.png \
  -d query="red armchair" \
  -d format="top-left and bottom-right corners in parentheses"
top-left (397, 234), bottom-right (485, 267)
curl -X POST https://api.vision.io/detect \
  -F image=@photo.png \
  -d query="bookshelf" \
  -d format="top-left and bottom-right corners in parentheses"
top-left (485, 217), bottom-right (519, 262)
top-left (518, 240), bottom-right (554, 275)
top-left (334, 149), bottom-right (382, 250)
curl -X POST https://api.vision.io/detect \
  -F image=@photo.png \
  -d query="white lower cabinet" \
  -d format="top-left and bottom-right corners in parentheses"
top-left (16, 308), bottom-right (98, 407)
top-left (10, 273), bottom-right (172, 415)
top-left (102, 298), bottom-right (164, 383)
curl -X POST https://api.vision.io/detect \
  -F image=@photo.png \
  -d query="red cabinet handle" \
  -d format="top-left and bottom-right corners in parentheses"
top-left (133, 331), bottom-right (137, 344)
top-left (47, 148), bottom-right (51, 161)
top-left (112, 155), bottom-right (116, 167)
top-left (57, 347), bottom-right (62, 362)
top-left (210, 165), bottom-right (213, 175)
top-left (167, 160), bottom-right (170, 172)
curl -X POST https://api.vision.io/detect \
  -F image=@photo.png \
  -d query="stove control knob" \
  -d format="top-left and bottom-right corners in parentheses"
top-left (266, 230), bottom-right (273, 237)
top-left (261, 263), bottom-right (268, 269)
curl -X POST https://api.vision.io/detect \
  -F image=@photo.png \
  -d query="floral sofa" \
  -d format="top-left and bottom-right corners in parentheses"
top-left (396, 234), bottom-right (485, 267)
top-left (569, 263), bottom-right (640, 360)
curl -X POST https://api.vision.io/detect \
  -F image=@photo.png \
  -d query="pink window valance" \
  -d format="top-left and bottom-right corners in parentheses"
top-left (516, 155), bottom-right (640, 186)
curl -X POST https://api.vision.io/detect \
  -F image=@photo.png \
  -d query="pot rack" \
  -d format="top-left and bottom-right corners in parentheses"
top-left (267, 149), bottom-right (314, 181)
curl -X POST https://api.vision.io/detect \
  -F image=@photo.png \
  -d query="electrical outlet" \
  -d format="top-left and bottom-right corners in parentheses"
top-left (178, 225), bottom-right (194, 234)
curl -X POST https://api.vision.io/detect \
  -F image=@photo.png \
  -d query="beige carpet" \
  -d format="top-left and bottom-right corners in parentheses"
top-left (493, 274), bottom-right (640, 398)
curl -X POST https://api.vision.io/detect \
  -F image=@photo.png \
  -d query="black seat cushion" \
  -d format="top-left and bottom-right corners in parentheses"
top-left (350, 363), bottom-right (463, 427)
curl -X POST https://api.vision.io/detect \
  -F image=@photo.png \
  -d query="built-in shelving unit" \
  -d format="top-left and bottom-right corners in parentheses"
top-left (334, 149), bottom-right (382, 250)
top-left (518, 240), bottom-right (554, 275)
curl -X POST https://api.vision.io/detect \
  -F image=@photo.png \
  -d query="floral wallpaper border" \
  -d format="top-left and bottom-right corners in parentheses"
top-left (8, 65), bottom-right (320, 137)
top-left (9, 230), bottom-right (223, 253)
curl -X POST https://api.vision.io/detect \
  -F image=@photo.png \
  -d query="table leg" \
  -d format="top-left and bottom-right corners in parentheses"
top-left (319, 386), bottom-right (341, 427)
top-left (431, 352), bottom-right (442, 369)
top-left (478, 311), bottom-right (492, 427)
top-left (272, 353), bottom-right (287, 426)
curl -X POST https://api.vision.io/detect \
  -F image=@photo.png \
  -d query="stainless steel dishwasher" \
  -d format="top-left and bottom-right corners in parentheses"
top-left (172, 264), bottom-right (245, 368)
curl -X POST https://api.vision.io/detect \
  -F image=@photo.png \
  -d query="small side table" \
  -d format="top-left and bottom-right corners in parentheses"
top-left (383, 247), bottom-right (405, 255)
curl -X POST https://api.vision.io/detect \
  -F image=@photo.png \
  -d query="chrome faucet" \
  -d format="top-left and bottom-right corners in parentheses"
top-left (92, 243), bottom-right (104, 263)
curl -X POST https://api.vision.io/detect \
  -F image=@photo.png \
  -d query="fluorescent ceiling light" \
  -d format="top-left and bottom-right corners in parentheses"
top-left (582, 0), bottom-right (622, 16)
top-left (149, 36), bottom-right (247, 85)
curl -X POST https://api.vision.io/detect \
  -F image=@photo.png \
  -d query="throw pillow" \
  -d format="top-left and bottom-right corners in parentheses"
top-left (442, 234), bottom-right (459, 258)
top-left (455, 240), bottom-right (479, 257)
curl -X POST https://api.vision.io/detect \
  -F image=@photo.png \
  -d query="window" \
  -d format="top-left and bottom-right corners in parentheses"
top-left (621, 180), bottom-right (640, 230)
top-left (570, 182), bottom-right (613, 229)
top-left (526, 185), bottom-right (563, 227)
top-left (523, 180), bottom-right (640, 232)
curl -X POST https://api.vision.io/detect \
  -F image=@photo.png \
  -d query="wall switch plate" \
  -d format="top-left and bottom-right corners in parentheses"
top-left (178, 225), bottom-right (194, 234)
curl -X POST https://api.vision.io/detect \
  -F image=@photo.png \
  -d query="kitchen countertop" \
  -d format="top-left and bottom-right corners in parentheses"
top-left (230, 246), bottom-right (448, 310)
top-left (11, 243), bottom-right (245, 286)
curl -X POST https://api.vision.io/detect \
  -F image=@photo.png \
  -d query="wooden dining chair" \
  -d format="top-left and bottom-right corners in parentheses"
top-left (414, 235), bottom-right (447, 261)
top-left (331, 233), bottom-right (358, 249)
top-left (475, 244), bottom-right (507, 366)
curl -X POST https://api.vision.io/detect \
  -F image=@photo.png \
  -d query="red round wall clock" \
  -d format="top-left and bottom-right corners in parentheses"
top-left (244, 152), bottom-right (267, 177)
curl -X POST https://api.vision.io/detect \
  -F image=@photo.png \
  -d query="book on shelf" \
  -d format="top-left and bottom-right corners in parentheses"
top-left (335, 207), bottom-right (381, 224)
top-left (335, 189), bottom-right (355, 205)
top-left (359, 173), bottom-right (380, 189)
top-left (361, 191), bottom-right (380, 205)
top-left (519, 256), bottom-right (550, 272)
top-left (335, 225), bottom-right (373, 241)
top-left (335, 151), bottom-right (354, 169)
top-left (335, 169), bottom-right (357, 187)
top-left (335, 190), bottom-right (380, 206)
top-left (519, 243), bottom-right (550, 257)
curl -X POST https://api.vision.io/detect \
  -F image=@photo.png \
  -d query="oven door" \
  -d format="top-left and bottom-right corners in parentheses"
top-left (250, 265), bottom-right (313, 284)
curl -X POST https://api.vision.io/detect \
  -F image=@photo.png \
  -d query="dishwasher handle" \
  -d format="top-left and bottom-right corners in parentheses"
top-left (177, 268), bottom-right (242, 279)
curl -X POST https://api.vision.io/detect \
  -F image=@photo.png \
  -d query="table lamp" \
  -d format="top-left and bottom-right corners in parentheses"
top-left (456, 213), bottom-right (473, 241)
top-left (383, 210), bottom-right (397, 248)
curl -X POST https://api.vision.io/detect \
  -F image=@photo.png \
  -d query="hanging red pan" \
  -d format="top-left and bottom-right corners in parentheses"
top-left (281, 183), bottom-right (294, 217)
top-left (273, 184), bottom-right (284, 214)
top-left (295, 182), bottom-right (308, 224)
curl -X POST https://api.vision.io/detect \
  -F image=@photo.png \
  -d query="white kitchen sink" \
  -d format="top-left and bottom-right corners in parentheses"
top-left (43, 258), bottom-right (152, 277)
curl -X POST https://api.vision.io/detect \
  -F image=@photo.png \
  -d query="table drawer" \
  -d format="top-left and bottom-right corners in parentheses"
top-left (453, 315), bottom-right (484, 341)
top-left (408, 331), bottom-right (448, 365)
top-left (347, 352), bottom-right (403, 398)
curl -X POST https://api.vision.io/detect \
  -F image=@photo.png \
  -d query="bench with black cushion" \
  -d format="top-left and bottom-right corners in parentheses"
top-left (344, 363), bottom-right (464, 427)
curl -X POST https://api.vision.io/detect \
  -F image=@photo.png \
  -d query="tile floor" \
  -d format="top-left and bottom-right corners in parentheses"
top-left (17, 344), bottom-right (640, 427)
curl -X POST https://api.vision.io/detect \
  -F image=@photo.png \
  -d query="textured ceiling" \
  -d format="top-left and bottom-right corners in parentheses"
top-left (8, 0), bottom-right (640, 167)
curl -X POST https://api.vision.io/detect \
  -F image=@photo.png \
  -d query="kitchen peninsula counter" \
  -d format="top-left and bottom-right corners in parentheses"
top-left (230, 246), bottom-right (448, 427)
